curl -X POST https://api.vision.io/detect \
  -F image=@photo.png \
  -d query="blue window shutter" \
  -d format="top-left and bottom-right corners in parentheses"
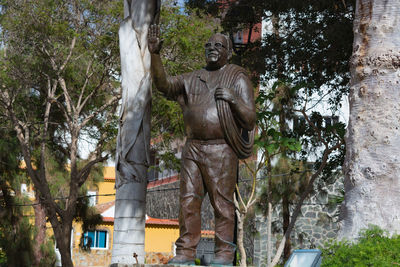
top-left (98, 231), bottom-right (107, 248)
top-left (87, 231), bottom-right (95, 248)
top-left (84, 230), bottom-right (107, 248)
top-left (83, 232), bottom-right (88, 246)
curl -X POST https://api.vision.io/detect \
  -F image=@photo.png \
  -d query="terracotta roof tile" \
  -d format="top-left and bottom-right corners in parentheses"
top-left (201, 230), bottom-right (215, 237)
top-left (147, 175), bottom-right (179, 189)
top-left (100, 214), bottom-right (180, 226)
top-left (95, 200), bottom-right (115, 214)
top-left (103, 217), bottom-right (114, 222)
top-left (146, 216), bottom-right (179, 226)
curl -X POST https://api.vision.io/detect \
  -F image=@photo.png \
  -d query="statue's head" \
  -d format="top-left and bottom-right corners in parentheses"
top-left (205, 33), bottom-right (232, 70)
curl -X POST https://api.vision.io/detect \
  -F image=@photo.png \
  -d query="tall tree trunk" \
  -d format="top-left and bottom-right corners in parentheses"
top-left (266, 160), bottom-right (273, 266)
top-left (339, 0), bottom-right (400, 239)
top-left (236, 212), bottom-right (246, 267)
top-left (33, 195), bottom-right (47, 267)
top-left (111, 0), bottom-right (159, 264)
top-left (52, 217), bottom-right (73, 267)
top-left (282, 195), bottom-right (291, 262)
top-left (266, 201), bottom-right (272, 266)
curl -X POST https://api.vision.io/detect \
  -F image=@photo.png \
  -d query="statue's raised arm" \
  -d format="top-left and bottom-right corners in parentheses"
top-left (148, 24), bottom-right (184, 97)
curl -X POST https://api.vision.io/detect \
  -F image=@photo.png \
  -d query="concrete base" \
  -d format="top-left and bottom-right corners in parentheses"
top-left (110, 265), bottom-right (247, 267)
top-left (110, 265), bottom-right (198, 267)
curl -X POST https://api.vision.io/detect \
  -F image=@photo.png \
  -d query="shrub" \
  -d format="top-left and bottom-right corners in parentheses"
top-left (321, 225), bottom-right (400, 267)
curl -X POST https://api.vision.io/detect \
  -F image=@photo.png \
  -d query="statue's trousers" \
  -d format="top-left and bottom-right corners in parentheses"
top-left (175, 139), bottom-right (238, 261)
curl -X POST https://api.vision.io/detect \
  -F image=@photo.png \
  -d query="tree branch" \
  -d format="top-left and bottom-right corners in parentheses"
top-left (58, 77), bottom-right (76, 117)
top-left (53, 98), bottom-right (73, 129)
top-left (59, 36), bottom-right (77, 73)
top-left (77, 155), bottom-right (109, 188)
top-left (77, 59), bottom-right (94, 109)
top-left (78, 93), bottom-right (120, 130)
top-left (40, 76), bottom-right (58, 177)
top-left (76, 63), bottom-right (109, 114)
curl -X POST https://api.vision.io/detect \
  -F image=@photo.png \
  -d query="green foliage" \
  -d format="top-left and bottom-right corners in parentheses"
top-left (0, 0), bottom-right (122, 163)
top-left (321, 225), bottom-right (400, 267)
top-left (0, 216), bottom-right (35, 267)
top-left (0, 124), bottom-right (37, 267)
top-left (0, 250), bottom-right (5, 265)
top-left (0, 0), bottom-right (122, 265)
top-left (38, 238), bottom-right (57, 267)
top-left (255, 84), bottom-right (302, 159)
top-left (151, 1), bottom-right (221, 170)
top-left (269, 158), bottom-right (311, 203)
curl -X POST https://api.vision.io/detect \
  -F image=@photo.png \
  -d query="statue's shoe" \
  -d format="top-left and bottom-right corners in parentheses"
top-left (168, 254), bottom-right (196, 266)
top-left (209, 256), bottom-right (234, 266)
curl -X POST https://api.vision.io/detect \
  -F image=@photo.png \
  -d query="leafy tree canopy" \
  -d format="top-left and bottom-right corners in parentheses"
top-left (0, 1), bottom-right (122, 265)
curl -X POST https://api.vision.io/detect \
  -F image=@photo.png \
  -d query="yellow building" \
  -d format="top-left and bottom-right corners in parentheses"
top-left (71, 166), bottom-right (181, 267)
top-left (19, 165), bottom-right (213, 266)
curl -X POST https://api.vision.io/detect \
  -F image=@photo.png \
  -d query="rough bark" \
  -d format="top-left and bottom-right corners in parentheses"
top-left (282, 196), bottom-right (291, 262)
top-left (339, 0), bottom-right (400, 239)
top-left (54, 217), bottom-right (73, 267)
top-left (237, 216), bottom-right (246, 266)
top-left (266, 201), bottom-right (272, 265)
top-left (33, 197), bottom-right (47, 267)
top-left (111, 0), bottom-right (159, 264)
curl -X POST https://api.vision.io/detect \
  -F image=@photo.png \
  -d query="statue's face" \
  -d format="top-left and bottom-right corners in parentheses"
top-left (205, 34), bottom-right (229, 70)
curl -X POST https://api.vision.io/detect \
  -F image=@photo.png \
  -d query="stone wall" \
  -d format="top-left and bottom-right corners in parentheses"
top-left (146, 178), bottom-right (215, 230)
top-left (253, 175), bottom-right (344, 266)
top-left (73, 248), bottom-right (174, 266)
top-left (145, 252), bottom-right (174, 264)
top-left (72, 247), bottom-right (112, 267)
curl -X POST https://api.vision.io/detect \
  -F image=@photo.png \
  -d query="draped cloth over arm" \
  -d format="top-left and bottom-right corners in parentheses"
top-left (216, 65), bottom-right (255, 159)
top-left (217, 100), bottom-right (254, 159)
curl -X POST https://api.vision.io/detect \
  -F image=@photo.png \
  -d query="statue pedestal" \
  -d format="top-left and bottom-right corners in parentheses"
top-left (110, 265), bottom-right (248, 267)
top-left (110, 265), bottom-right (201, 267)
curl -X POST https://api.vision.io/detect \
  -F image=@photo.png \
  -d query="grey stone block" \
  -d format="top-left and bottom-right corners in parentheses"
top-left (115, 199), bottom-right (146, 218)
top-left (326, 231), bottom-right (337, 239)
top-left (113, 230), bottom-right (145, 245)
top-left (114, 217), bottom-right (145, 231)
top-left (115, 183), bottom-right (147, 201)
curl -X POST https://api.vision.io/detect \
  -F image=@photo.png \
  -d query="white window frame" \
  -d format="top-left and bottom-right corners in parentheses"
top-left (83, 229), bottom-right (109, 250)
top-left (87, 190), bottom-right (97, 206)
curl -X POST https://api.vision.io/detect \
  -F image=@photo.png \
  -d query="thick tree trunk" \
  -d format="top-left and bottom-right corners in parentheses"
top-left (236, 213), bottom-right (246, 267)
top-left (282, 196), bottom-right (291, 262)
top-left (112, 0), bottom-right (159, 264)
top-left (266, 201), bottom-right (272, 266)
top-left (340, 0), bottom-right (400, 239)
top-left (33, 198), bottom-right (47, 267)
top-left (53, 218), bottom-right (73, 267)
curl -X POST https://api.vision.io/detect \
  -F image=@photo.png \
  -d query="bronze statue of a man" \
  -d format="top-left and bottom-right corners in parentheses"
top-left (148, 25), bottom-right (256, 266)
